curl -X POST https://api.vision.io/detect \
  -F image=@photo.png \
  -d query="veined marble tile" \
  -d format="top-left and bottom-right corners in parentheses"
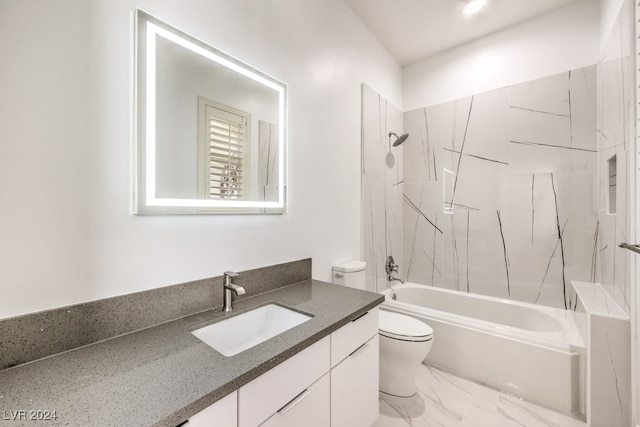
top-left (598, 57), bottom-right (632, 151)
top-left (599, 149), bottom-right (631, 314)
top-left (568, 66), bottom-right (598, 153)
top-left (441, 89), bottom-right (509, 212)
top-left (598, 0), bottom-right (633, 153)
top-left (460, 88), bottom-right (509, 163)
top-left (373, 364), bottom-right (586, 427)
top-left (506, 173), bottom-right (566, 308)
top-left (386, 151), bottom-right (404, 211)
top-left (595, 148), bottom-right (632, 314)
top-left (440, 97), bottom-right (474, 155)
top-left (509, 68), bottom-right (597, 175)
top-left (363, 124), bottom-right (387, 181)
top-left (363, 176), bottom-right (387, 292)
top-left (439, 211), bottom-right (468, 293)
top-left (613, 224), bottom-right (631, 313)
top-left (447, 155), bottom-right (507, 211)
top-left (553, 173), bottom-right (598, 279)
top-left (386, 209), bottom-right (404, 271)
top-left (440, 210), bottom-right (512, 298)
top-left (403, 182), bottom-right (443, 286)
top-left (363, 84), bottom-right (402, 180)
top-left (588, 314), bottom-right (631, 426)
top-left (509, 68), bottom-right (596, 154)
top-left (573, 281), bottom-right (626, 317)
top-left (508, 139), bottom-right (597, 176)
top-left (510, 106), bottom-right (572, 149)
top-left (510, 71), bottom-right (573, 117)
top-left (362, 84), bottom-right (404, 288)
top-left (404, 107), bottom-right (440, 183)
top-left (596, 212), bottom-right (617, 291)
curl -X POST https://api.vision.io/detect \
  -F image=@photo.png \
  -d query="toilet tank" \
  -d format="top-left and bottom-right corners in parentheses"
top-left (332, 261), bottom-right (366, 290)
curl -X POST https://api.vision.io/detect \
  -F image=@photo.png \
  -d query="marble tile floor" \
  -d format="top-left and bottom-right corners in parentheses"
top-left (373, 364), bottom-right (586, 427)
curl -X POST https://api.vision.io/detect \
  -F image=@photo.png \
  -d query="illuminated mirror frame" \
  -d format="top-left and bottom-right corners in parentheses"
top-left (134, 10), bottom-right (287, 214)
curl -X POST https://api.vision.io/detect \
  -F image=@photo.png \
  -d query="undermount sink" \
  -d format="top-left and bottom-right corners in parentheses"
top-left (191, 304), bottom-right (313, 356)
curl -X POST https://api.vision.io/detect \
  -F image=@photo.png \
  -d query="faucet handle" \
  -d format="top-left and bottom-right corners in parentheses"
top-left (385, 256), bottom-right (399, 274)
top-left (224, 271), bottom-right (239, 279)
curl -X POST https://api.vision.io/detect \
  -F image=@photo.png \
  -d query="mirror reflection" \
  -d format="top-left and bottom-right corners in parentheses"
top-left (135, 10), bottom-right (287, 214)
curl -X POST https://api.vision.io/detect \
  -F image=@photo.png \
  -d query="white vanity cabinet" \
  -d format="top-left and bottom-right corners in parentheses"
top-left (186, 390), bottom-right (237, 427)
top-left (239, 335), bottom-right (331, 427)
top-left (330, 307), bottom-right (379, 427)
top-left (185, 307), bottom-right (379, 427)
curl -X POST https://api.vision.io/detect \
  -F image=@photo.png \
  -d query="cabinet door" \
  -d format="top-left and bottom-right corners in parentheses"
top-left (259, 373), bottom-right (329, 427)
top-left (187, 390), bottom-right (237, 427)
top-left (238, 336), bottom-right (330, 427)
top-left (331, 335), bottom-right (379, 427)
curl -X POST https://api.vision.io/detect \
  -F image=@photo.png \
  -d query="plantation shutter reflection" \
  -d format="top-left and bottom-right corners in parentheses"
top-left (206, 106), bottom-right (246, 200)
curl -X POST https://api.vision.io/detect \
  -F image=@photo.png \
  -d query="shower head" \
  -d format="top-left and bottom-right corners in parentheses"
top-left (389, 132), bottom-right (409, 147)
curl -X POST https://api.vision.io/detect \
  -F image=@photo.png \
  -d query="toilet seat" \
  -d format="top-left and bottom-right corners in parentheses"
top-left (379, 310), bottom-right (433, 342)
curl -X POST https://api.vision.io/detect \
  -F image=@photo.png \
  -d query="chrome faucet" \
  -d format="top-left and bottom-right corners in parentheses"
top-left (222, 271), bottom-right (246, 312)
top-left (387, 274), bottom-right (405, 285)
top-left (385, 256), bottom-right (399, 275)
top-left (386, 256), bottom-right (405, 285)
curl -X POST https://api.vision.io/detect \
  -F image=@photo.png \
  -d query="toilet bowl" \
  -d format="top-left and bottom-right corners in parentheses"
top-left (378, 309), bottom-right (433, 397)
top-left (332, 261), bottom-right (434, 398)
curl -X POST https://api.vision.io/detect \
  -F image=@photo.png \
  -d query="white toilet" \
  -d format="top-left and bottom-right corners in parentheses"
top-left (332, 261), bottom-right (434, 397)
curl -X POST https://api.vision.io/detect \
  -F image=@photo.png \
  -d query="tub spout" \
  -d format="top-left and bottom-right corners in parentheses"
top-left (387, 274), bottom-right (405, 285)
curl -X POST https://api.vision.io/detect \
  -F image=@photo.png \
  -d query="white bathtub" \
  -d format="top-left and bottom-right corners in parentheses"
top-left (381, 283), bottom-right (586, 415)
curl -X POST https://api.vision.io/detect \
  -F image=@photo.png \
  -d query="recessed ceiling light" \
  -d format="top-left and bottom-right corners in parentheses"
top-left (462, 0), bottom-right (487, 16)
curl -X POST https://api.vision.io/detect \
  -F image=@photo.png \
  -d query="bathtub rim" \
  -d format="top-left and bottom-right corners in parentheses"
top-left (381, 283), bottom-right (585, 352)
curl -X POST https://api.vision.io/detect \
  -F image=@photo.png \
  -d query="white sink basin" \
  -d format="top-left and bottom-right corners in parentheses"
top-left (191, 304), bottom-right (312, 356)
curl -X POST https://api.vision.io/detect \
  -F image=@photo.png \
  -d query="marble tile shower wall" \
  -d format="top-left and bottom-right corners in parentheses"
top-left (402, 5), bottom-right (635, 311)
top-left (362, 0), bottom-right (633, 308)
top-left (403, 68), bottom-right (599, 310)
top-left (595, 0), bottom-right (634, 315)
top-left (362, 84), bottom-right (404, 292)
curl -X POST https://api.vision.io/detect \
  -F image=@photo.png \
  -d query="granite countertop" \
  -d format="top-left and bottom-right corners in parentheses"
top-left (0, 280), bottom-right (383, 427)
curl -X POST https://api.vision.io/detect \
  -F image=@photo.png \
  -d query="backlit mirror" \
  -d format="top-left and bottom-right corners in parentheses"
top-left (134, 10), bottom-right (287, 214)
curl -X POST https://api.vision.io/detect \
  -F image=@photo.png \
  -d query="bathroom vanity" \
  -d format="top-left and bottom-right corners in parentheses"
top-left (189, 308), bottom-right (379, 427)
top-left (0, 264), bottom-right (383, 427)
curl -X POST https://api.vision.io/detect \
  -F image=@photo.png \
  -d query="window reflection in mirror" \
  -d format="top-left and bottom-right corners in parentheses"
top-left (135, 10), bottom-right (286, 214)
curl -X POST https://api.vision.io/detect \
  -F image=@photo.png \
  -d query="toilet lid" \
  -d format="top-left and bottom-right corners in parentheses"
top-left (379, 310), bottom-right (433, 342)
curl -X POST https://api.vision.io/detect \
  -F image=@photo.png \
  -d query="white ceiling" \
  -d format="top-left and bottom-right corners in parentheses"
top-left (344, 0), bottom-right (584, 66)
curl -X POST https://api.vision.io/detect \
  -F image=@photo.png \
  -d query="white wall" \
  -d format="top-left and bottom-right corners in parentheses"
top-left (0, 0), bottom-right (402, 319)
top-left (402, 0), bottom-right (601, 110)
